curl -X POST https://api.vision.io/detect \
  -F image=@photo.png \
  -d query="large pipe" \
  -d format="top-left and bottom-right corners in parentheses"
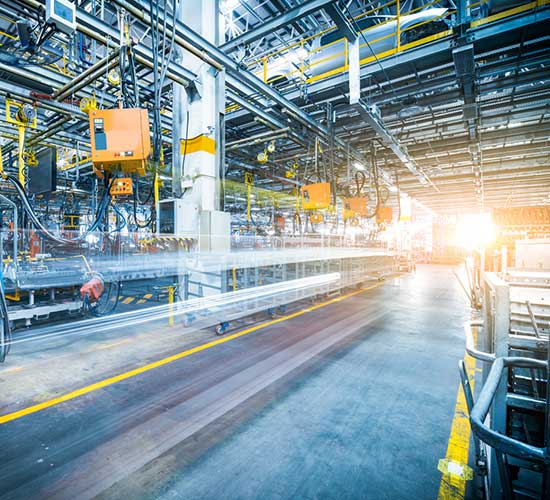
top-left (226, 128), bottom-right (290, 151)
top-left (0, 81), bottom-right (84, 117)
top-left (53, 52), bottom-right (119, 101)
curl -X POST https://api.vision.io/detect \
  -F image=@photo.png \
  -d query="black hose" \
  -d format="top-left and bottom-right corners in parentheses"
top-left (4, 175), bottom-right (113, 246)
top-left (84, 281), bottom-right (121, 317)
top-left (364, 155), bottom-right (381, 219)
top-left (0, 285), bottom-right (11, 363)
top-left (396, 174), bottom-right (401, 222)
top-left (355, 170), bottom-right (366, 196)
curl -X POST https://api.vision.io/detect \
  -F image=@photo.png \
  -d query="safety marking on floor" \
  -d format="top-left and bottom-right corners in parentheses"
top-left (0, 366), bottom-right (23, 374)
top-left (91, 339), bottom-right (132, 351)
top-left (122, 297), bottom-right (135, 305)
top-left (143, 293), bottom-right (153, 299)
top-left (437, 325), bottom-right (477, 500)
top-left (0, 283), bottom-right (383, 425)
top-left (136, 299), bottom-right (147, 305)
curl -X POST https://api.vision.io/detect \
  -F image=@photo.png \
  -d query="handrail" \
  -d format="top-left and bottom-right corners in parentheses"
top-left (464, 319), bottom-right (496, 363)
top-left (470, 356), bottom-right (548, 463)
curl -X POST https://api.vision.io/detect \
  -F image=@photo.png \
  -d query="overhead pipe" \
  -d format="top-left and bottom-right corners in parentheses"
top-left (226, 128), bottom-right (290, 151)
top-left (0, 81), bottom-right (84, 117)
top-left (19, 0), bottom-right (196, 87)
top-left (53, 52), bottom-right (119, 101)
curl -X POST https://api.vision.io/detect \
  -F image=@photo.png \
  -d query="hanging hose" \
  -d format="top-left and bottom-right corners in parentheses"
top-left (364, 153), bottom-right (381, 219)
top-left (355, 170), bottom-right (366, 197)
top-left (396, 173), bottom-right (401, 222)
top-left (3, 175), bottom-right (113, 246)
top-left (0, 284), bottom-right (11, 363)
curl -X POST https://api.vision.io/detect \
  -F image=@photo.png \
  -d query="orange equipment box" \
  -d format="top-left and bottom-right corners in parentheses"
top-left (110, 177), bottom-right (133, 196)
top-left (89, 108), bottom-right (150, 176)
top-left (301, 183), bottom-right (331, 210)
top-left (376, 207), bottom-right (393, 224)
top-left (344, 197), bottom-right (368, 217)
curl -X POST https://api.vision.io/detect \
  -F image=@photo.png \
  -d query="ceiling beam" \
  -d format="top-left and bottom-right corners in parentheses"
top-left (221, 0), bottom-right (336, 52)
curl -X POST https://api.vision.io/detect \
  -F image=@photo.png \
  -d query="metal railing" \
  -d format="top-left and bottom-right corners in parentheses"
top-left (239, 0), bottom-right (546, 90)
top-left (461, 355), bottom-right (550, 499)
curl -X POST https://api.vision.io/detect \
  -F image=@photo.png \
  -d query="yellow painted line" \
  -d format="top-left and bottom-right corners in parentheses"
top-left (136, 299), bottom-right (147, 305)
top-left (0, 366), bottom-right (23, 374)
top-left (437, 326), bottom-right (477, 499)
top-left (122, 297), bottom-right (135, 305)
top-left (0, 283), bottom-right (382, 425)
top-left (143, 293), bottom-right (153, 299)
top-left (92, 339), bottom-right (132, 351)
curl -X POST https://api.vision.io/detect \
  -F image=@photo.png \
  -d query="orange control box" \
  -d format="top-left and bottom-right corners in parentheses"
top-left (110, 177), bottom-right (133, 196)
top-left (301, 183), bottom-right (331, 210)
top-left (376, 206), bottom-right (393, 224)
top-left (89, 108), bottom-right (151, 176)
top-left (344, 197), bottom-right (368, 217)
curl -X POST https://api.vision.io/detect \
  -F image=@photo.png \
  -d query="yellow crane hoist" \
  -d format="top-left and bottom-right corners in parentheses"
top-left (5, 99), bottom-right (37, 186)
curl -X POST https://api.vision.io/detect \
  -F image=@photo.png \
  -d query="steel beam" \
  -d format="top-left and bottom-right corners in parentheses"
top-left (221, 0), bottom-right (336, 52)
top-left (324, 3), bottom-right (357, 41)
top-left (353, 100), bottom-right (438, 191)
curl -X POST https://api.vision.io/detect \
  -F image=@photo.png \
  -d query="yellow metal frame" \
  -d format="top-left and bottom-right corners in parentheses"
top-left (5, 99), bottom-right (38, 185)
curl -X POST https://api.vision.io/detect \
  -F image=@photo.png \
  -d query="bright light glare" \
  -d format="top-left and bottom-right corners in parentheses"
top-left (221, 0), bottom-right (239, 13)
top-left (388, 185), bottom-right (398, 192)
top-left (455, 213), bottom-right (496, 250)
top-left (353, 162), bottom-right (365, 171)
top-left (285, 47), bottom-right (308, 64)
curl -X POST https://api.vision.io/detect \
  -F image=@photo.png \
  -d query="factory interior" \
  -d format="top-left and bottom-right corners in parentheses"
top-left (0, 0), bottom-right (548, 499)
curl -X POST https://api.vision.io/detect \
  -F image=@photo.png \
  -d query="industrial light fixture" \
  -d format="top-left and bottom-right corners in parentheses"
top-left (353, 162), bottom-right (365, 171)
top-left (388, 185), bottom-right (398, 193)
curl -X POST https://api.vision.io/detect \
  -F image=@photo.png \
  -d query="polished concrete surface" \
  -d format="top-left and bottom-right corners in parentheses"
top-left (0, 265), bottom-right (470, 499)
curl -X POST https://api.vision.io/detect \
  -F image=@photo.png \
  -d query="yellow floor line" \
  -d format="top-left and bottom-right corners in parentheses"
top-left (0, 283), bottom-right (382, 425)
top-left (91, 339), bottom-right (132, 351)
top-left (122, 297), bottom-right (135, 305)
top-left (136, 299), bottom-right (146, 305)
top-left (0, 366), bottom-right (23, 374)
top-left (437, 327), bottom-right (477, 499)
top-left (143, 293), bottom-right (153, 299)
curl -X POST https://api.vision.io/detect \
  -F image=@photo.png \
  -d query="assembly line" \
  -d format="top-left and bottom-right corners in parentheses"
top-left (0, 0), bottom-right (549, 499)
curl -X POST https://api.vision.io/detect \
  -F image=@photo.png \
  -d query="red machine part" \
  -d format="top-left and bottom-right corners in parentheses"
top-left (80, 275), bottom-right (105, 303)
top-left (29, 231), bottom-right (41, 258)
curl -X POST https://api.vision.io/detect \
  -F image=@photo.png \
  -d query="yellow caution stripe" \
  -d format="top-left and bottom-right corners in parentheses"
top-left (437, 326), bottom-right (477, 499)
top-left (180, 135), bottom-right (216, 155)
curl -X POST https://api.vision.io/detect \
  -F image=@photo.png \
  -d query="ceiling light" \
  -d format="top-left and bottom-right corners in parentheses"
top-left (388, 185), bottom-right (398, 193)
top-left (353, 161), bottom-right (365, 171)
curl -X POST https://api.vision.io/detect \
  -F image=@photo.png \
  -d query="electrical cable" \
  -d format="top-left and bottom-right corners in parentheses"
top-left (396, 173), bottom-right (401, 221)
top-left (132, 180), bottom-right (155, 228)
top-left (363, 151), bottom-right (381, 219)
top-left (355, 170), bottom-right (366, 196)
top-left (0, 284), bottom-right (11, 363)
top-left (4, 175), bottom-right (114, 246)
top-left (83, 280), bottom-right (121, 317)
top-left (179, 109), bottom-right (190, 193)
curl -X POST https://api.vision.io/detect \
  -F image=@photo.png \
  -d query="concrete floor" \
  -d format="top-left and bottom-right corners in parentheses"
top-left (0, 265), bottom-right (471, 500)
